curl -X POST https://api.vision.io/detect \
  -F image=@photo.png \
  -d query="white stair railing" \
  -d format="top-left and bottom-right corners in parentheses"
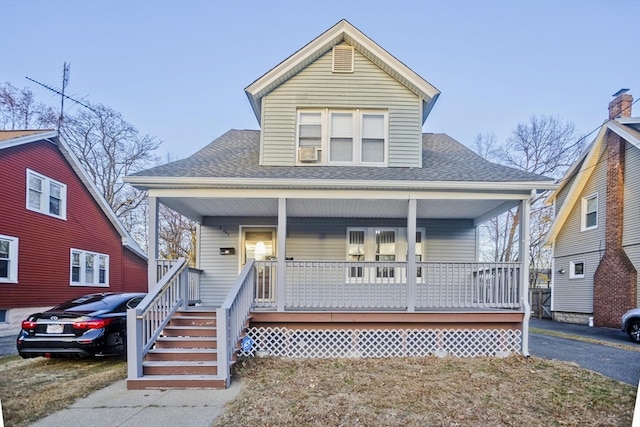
top-left (127, 258), bottom-right (189, 380)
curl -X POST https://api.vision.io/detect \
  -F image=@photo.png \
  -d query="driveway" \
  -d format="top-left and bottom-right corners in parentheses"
top-left (529, 318), bottom-right (640, 385)
top-left (0, 334), bottom-right (17, 357)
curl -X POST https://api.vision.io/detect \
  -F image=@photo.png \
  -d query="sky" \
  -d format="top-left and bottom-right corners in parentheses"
top-left (1, 0), bottom-right (639, 160)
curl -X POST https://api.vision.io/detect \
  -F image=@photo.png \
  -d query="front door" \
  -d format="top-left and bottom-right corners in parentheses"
top-left (242, 228), bottom-right (276, 301)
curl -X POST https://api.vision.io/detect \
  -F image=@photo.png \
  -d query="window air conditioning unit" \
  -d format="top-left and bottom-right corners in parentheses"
top-left (298, 146), bottom-right (319, 162)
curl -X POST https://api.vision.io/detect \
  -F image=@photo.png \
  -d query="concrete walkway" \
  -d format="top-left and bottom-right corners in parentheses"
top-left (29, 379), bottom-right (242, 427)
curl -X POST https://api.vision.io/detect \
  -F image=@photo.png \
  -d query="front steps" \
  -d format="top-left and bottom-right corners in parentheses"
top-left (127, 310), bottom-right (228, 390)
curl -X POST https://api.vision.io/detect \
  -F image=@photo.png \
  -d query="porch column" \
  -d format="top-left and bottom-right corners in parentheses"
top-left (147, 195), bottom-right (159, 291)
top-left (276, 198), bottom-right (287, 312)
top-left (519, 195), bottom-right (532, 356)
top-left (407, 199), bottom-right (417, 312)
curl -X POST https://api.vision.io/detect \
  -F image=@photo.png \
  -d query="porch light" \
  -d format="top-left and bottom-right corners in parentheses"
top-left (558, 268), bottom-right (566, 274)
top-left (255, 241), bottom-right (267, 261)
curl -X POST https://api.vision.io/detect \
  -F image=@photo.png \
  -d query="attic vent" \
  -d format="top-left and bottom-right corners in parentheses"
top-left (332, 45), bottom-right (354, 73)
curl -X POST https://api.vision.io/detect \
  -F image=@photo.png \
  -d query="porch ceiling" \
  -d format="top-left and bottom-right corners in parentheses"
top-left (159, 197), bottom-right (519, 222)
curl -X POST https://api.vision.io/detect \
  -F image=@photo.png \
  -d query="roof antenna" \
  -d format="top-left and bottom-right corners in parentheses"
top-left (26, 63), bottom-right (96, 131)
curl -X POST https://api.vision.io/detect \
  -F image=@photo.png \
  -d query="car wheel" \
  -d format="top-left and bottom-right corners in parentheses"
top-left (627, 320), bottom-right (640, 343)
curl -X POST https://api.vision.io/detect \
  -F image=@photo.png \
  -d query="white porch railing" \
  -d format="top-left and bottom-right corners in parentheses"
top-left (127, 258), bottom-right (190, 380)
top-left (254, 260), bottom-right (521, 311)
top-left (156, 259), bottom-right (202, 304)
top-left (216, 260), bottom-right (256, 387)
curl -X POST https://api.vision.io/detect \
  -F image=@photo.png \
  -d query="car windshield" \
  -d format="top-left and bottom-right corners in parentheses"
top-left (51, 295), bottom-right (117, 312)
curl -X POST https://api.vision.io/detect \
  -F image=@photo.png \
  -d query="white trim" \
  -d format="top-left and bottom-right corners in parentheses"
top-left (569, 259), bottom-right (585, 279)
top-left (26, 168), bottom-right (67, 220)
top-left (70, 248), bottom-right (110, 287)
top-left (126, 176), bottom-right (557, 193)
top-left (580, 193), bottom-right (598, 231)
top-left (0, 234), bottom-right (19, 283)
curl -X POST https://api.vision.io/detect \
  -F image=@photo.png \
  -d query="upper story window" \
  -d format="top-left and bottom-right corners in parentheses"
top-left (581, 193), bottom-right (597, 231)
top-left (0, 234), bottom-right (19, 283)
top-left (70, 249), bottom-right (109, 287)
top-left (297, 109), bottom-right (387, 166)
top-left (26, 169), bottom-right (67, 220)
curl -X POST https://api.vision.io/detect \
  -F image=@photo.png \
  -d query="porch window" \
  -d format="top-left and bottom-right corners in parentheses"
top-left (347, 229), bottom-right (365, 278)
top-left (26, 169), bottom-right (67, 220)
top-left (70, 249), bottom-right (109, 286)
top-left (569, 260), bottom-right (585, 279)
top-left (0, 234), bottom-right (19, 283)
top-left (296, 109), bottom-right (387, 166)
top-left (581, 194), bottom-right (597, 231)
top-left (375, 230), bottom-right (396, 278)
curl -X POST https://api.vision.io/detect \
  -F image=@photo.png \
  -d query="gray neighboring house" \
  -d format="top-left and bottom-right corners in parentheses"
top-left (544, 91), bottom-right (639, 328)
top-left (124, 20), bottom-right (556, 389)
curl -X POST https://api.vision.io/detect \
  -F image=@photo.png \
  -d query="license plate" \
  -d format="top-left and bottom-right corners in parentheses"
top-left (46, 323), bottom-right (64, 334)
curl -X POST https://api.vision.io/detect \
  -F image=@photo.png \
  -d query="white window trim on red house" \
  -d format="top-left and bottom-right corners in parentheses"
top-left (26, 168), bottom-right (67, 220)
top-left (0, 234), bottom-right (19, 283)
top-left (70, 248), bottom-right (109, 287)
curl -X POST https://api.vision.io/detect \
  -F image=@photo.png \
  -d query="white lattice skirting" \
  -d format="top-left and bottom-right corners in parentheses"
top-left (239, 327), bottom-right (522, 358)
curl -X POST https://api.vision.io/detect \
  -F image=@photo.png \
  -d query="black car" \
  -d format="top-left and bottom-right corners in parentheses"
top-left (17, 292), bottom-right (146, 359)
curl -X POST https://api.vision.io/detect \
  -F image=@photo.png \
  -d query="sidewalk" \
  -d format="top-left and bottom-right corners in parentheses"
top-left (29, 378), bottom-right (242, 427)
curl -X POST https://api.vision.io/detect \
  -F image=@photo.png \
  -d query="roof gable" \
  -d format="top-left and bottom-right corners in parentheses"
top-left (244, 20), bottom-right (440, 126)
top-left (0, 130), bottom-right (147, 260)
top-left (543, 117), bottom-right (640, 246)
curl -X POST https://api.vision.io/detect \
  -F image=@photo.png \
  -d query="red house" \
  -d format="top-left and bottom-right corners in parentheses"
top-left (0, 130), bottom-right (148, 336)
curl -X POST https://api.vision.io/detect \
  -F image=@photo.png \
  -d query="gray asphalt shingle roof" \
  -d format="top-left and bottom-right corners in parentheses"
top-left (132, 129), bottom-right (551, 183)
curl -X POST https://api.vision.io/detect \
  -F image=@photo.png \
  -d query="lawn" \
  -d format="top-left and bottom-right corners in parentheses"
top-left (216, 355), bottom-right (637, 426)
top-left (0, 355), bottom-right (126, 427)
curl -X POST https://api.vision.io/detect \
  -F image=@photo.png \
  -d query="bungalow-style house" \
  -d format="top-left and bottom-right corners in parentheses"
top-left (124, 20), bottom-right (556, 389)
top-left (544, 91), bottom-right (639, 328)
top-left (0, 130), bottom-right (148, 336)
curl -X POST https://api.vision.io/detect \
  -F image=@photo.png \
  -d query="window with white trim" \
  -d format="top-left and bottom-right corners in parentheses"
top-left (346, 227), bottom-right (425, 280)
top-left (70, 249), bottom-right (109, 286)
top-left (0, 234), bottom-right (19, 283)
top-left (296, 109), bottom-right (387, 166)
top-left (581, 193), bottom-right (597, 231)
top-left (26, 169), bottom-right (67, 219)
top-left (569, 260), bottom-right (585, 279)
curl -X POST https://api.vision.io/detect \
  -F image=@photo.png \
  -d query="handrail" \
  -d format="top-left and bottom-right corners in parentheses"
top-left (127, 258), bottom-right (189, 380)
top-left (217, 260), bottom-right (255, 387)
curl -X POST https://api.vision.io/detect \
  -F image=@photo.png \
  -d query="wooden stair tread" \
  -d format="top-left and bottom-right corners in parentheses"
top-left (143, 360), bottom-right (217, 366)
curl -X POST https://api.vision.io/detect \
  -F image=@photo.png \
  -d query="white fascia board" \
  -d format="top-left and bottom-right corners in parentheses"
top-left (0, 130), bottom-right (58, 150)
top-left (244, 20), bottom-right (440, 123)
top-left (607, 120), bottom-right (640, 149)
top-left (542, 126), bottom-right (607, 247)
top-left (56, 137), bottom-right (148, 260)
top-left (125, 175), bottom-right (557, 193)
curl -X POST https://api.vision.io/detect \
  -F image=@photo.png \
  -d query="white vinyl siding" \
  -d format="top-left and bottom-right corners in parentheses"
top-left (26, 169), bottom-right (67, 220)
top-left (70, 249), bottom-right (109, 287)
top-left (261, 44), bottom-right (422, 167)
top-left (0, 234), bottom-right (19, 283)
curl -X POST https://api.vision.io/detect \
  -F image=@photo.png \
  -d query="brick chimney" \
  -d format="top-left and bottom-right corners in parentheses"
top-left (593, 90), bottom-right (637, 328)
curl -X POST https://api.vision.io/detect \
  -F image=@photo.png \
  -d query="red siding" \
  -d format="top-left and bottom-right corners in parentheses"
top-left (0, 140), bottom-right (147, 308)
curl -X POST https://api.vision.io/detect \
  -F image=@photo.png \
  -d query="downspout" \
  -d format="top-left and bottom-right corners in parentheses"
top-left (520, 190), bottom-right (534, 357)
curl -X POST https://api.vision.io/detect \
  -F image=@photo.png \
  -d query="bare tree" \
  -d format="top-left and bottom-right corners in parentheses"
top-left (476, 115), bottom-right (585, 283)
top-left (0, 82), bottom-right (57, 130)
top-left (158, 205), bottom-right (197, 265)
top-left (58, 103), bottom-right (161, 220)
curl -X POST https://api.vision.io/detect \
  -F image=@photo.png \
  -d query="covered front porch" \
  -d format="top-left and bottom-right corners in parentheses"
top-left (126, 185), bottom-right (539, 388)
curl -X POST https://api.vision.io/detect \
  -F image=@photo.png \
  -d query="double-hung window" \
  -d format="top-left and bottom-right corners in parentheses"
top-left (581, 194), bottom-right (597, 231)
top-left (296, 109), bottom-right (387, 166)
top-left (0, 234), bottom-right (19, 283)
top-left (71, 249), bottom-right (109, 286)
top-left (26, 169), bottom-right (67, 219)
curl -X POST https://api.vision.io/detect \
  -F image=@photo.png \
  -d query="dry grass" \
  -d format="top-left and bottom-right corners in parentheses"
top-left (216, 356), bottom-right (636, 427)
top-left (0, 355), bottom-right (126, 427)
